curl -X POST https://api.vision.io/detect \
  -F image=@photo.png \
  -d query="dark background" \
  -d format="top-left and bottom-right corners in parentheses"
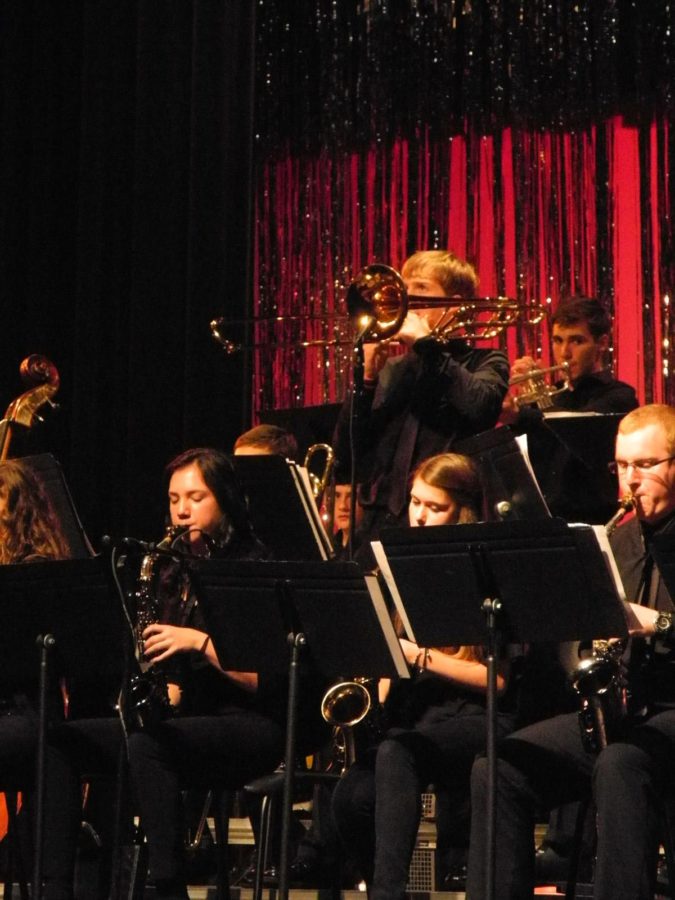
top-left (3, 1), bottom-right (675, 548)
top-left (0, 1), bottom-right (255, 545)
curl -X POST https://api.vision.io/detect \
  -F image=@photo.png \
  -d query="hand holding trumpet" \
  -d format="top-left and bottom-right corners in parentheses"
top-left (500, 357), bottom-right (571, 422)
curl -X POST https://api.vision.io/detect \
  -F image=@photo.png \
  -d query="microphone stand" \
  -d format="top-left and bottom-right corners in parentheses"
top-left (347, 322), bottom-right (371, 561)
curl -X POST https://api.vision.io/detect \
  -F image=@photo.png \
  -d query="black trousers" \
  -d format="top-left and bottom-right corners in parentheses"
top-left (466, 708), bottom-right (675, 900)
top-left (332, 707), bottom-right (513, 900)
top-left (41, 711), bottom-right (284, 897)
top-left (42, 717), bottom-right (125, 899)
top-left (127, 711), bottom-right (284, 884)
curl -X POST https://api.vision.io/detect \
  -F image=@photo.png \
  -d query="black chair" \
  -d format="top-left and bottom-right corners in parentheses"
top-left (244, 767), bottom-right (342, 900)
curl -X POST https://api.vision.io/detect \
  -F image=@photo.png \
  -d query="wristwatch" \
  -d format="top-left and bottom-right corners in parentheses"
top-left (654, 610), bottom-right (674, 638)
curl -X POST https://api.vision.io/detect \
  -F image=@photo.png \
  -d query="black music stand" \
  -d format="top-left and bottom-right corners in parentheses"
top-left (19, 453), bottom-right (95, 558)
top-left (526, 412), bottom-right (623, 523)
top-left (191, 557), bottom-right (409, 900)
top-left (374, 518), bottom-right (629, 900)
top-left (456, 426), bottom-right (551, 521)
top-left (0, 556), bottom-right (127, 899)
top-left (232, 454), bottom-right (334, 560)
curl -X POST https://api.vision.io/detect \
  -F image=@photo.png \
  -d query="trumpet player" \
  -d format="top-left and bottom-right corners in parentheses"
top-left (502, 297), bottom-right (637, 525)
top-left (501, 296), bottom-right (637, 424)
top-left (466, 404), bottom-right (675, 900)
top-left (333, 249), bottom-right (509, 562)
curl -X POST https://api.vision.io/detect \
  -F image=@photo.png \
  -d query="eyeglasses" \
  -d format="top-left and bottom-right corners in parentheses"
top-left (608, 456), bottom-right (675, 475)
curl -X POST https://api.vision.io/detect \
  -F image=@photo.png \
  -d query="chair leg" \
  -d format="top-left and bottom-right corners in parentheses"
top-left (659, 801), bottom-right (675, 897)
top-left (565, 798), bottom-right (592, 900)
top-left (253, 793), bottom-right (274, 900)
top-left (212, 790), bottom-right (232, 900)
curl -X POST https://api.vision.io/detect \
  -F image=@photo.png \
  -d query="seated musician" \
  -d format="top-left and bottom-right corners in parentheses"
top-left (466, 403), bottom-right (675, 900)
top-left (331, 475), bottom-right (364, 559)
top-left (331, 452), bottom-right (517, 900)
top-left (0, 458), bottom-right (71, 842)
top-left (233, 423), bottom-right (298, 460)
top-left (41, 448), bottom-right (286, 900)
top-left (501, 296), bottom-right (637, 523)
top-left (0, 458), bottom-right (71, 564)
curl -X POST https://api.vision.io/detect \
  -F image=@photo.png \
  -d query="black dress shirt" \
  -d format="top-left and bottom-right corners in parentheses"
top-left (611, 511), bottom-right (675, 712)
top-left (334, 337), bottom-right (509, 522)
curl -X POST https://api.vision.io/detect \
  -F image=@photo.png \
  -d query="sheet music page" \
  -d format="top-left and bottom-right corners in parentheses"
top-left (571, 523), bottom-right (643, 632)
top-left (514, 434), bottom-right (551, 514)
top-left (370, 540), bottom-right (416, 642)
top-left (588, 524), bottom-right (627, 602)
top-left (363, 572), bottom-right (410, 679)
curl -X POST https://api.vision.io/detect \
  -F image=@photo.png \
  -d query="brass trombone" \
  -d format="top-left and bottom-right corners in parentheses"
top-left (303, 443), bottom-right (334, 500)
top-left (211, 264), bottom-right (546, 353)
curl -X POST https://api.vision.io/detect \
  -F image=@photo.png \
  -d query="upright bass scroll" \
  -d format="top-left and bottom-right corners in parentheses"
top-left (0, 355), bottom-right (60, 460)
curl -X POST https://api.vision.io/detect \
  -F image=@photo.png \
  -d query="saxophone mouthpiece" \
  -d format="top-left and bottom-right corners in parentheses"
top-left (605, 493), bottom-right (635, 536)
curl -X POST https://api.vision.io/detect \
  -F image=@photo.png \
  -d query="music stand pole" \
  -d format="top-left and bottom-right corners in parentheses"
top-left (468, 544), bottom-right (503, 900)
top-left (32, 633), bottom-right (55, 900)
top-left (278, 629), bottom-right (306, 900)
top-left (348, 334), bottom-right (366, 561)
top-left (482, 594), bottom-right (502, 900)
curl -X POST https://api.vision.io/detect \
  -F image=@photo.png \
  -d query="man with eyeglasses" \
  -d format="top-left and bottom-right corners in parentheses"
top-left (465, 403), bottom-right (675, 900)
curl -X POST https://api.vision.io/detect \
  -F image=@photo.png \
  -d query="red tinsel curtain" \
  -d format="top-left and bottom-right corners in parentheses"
top-left (253, 117), bottom-right (673, 412)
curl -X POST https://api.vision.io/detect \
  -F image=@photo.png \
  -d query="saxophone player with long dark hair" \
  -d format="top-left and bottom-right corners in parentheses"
top-left (466, 403), bottom-right (675, 900)
top-left (41, 448), bottom-right (285, 900)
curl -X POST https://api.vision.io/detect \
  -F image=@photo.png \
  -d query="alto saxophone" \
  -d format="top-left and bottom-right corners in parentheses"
top-left (129, 525), bottom-right (189, 728)
top-left (571, 493), bottom-right (634, 752)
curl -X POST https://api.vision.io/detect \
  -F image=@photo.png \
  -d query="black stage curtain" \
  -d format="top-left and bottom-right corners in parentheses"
top-left (0, 1), bottom-right (255, 545)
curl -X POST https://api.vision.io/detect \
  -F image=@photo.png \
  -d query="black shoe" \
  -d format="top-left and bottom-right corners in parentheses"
top-left (289, 857), bottom-right (337, 887)
top-left (535, 846), bottom-right (570, 884)
top-left (442, 864), bottom-right (467, 892)
top-left (234, 852), bottom-right (279, 888)
top-left (535, 845), bottom-right (593, 886)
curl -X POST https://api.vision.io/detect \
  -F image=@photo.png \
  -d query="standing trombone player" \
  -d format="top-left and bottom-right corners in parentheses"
top-left (333, 249), bottom-right (510, 560)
